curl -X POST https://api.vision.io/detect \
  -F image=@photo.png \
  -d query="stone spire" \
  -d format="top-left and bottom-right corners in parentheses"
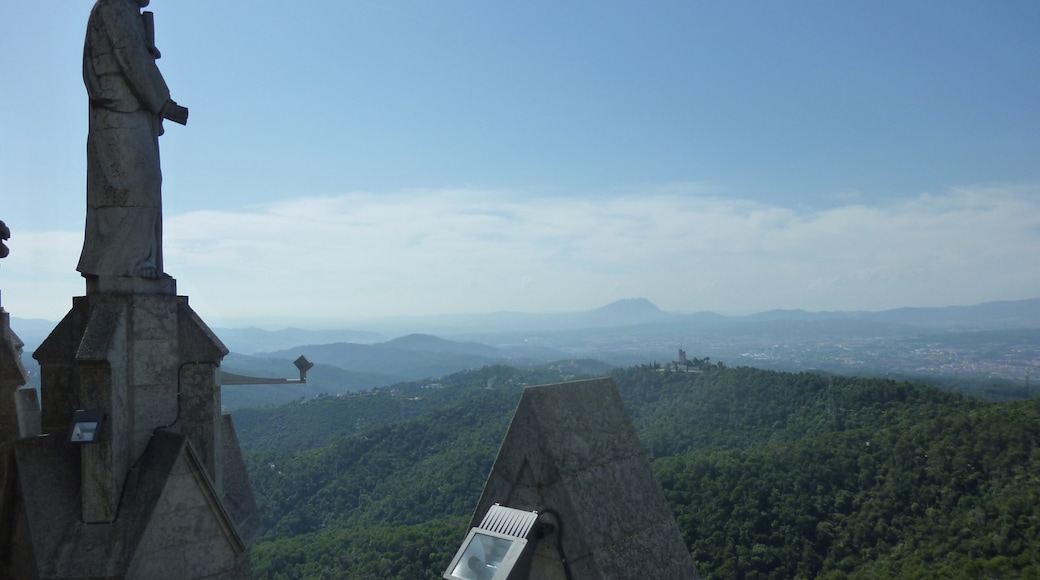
top-left (1, 219), bottom-right (31, 443)
top-left (0, 5), bottom-right (259, 578)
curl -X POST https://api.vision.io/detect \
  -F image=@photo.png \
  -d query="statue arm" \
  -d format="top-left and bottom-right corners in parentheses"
top-left (97, 1), bottom-right (171, 116)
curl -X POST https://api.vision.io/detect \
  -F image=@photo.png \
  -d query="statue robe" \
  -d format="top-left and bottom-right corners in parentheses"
top-left (79, 0), bottom-right (171, 278)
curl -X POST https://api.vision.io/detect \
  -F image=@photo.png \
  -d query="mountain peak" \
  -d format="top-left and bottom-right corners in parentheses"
top-left (384, 333), bottom-right (448, 349)
top-left (591, 298), bottom-right (662, 315)
top-left (384, 333), bottom-right (503, 356)
top-left (579, 298), bottom-right (667, 327)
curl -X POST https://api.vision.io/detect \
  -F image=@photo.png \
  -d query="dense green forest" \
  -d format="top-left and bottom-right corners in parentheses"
top-left (236, 363), bottom-right (1040, 579)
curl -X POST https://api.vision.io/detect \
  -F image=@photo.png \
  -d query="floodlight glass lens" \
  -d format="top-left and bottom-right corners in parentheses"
top-left (71, 421), bottom-right (99, 442)
top-left (450, 533), bottom-right (515, 580)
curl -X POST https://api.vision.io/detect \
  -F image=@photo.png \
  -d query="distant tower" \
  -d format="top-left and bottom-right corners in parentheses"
top-left (678, 347), bottom-right (687, 366)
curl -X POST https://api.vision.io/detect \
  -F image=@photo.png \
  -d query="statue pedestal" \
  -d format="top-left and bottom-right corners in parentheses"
top-left (85, 273), bottom-right (177, 296)
top-left (0, 276), bottom-right (262, 579)
top-left (35, 277), bottom-right (227, 521)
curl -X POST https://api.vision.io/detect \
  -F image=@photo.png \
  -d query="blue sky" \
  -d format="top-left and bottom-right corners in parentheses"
top-left (1, 1), bottom-right (1039, 324)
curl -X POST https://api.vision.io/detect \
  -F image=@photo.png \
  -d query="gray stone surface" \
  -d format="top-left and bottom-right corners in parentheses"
top-left (0, 3), bottom-right (258, 574)
top-left (126, 432), bottom-right (247, 579)
top-left (34, 293), bottom-right (233, 514)
top-left (74, 301), bottom-right (130, 522)
top-left (180, 361), bottom-right (223, 485)
top-left (20, 289), bottom-right (259, 577)
top-left (79, 0), bottom-right (187, 279)
top-left (34, 297), bottom-right (93, 435)
top-left (14, 389), bottom-right (40, 438)
top-left (0, 431), bottom-right (247, 578)
top-left (220, 414), bottom-right (262, 545)
top-left (86, 272), bottom-right (178, 295)
top-left (470, 378), bottom-right (700, 579)
top-left (177, 298), bottom-right (229, 361)
top-left (0, 302), bottom-right (29, 443)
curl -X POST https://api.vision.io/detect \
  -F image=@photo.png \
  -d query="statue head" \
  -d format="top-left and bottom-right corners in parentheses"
top-left (137, 0), bottom-right (150, 7)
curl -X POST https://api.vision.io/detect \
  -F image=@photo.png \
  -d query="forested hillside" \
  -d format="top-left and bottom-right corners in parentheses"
top-left (240, 364), bottom-right (1040, 579)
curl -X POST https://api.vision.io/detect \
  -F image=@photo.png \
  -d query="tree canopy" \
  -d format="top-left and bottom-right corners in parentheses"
top-left (241, 364), bottom-right (1040, 578)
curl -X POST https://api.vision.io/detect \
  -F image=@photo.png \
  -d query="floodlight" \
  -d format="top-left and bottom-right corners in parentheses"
top-left (68, 409), bottom-right (106, 443)
top-left (444, 504), bottom-right (540, 580)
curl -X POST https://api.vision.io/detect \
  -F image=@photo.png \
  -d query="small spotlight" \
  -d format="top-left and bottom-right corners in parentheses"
top-left (68, 409), bottom-right (106, 443)
top-left (444, 504), bottom-right (539, 580)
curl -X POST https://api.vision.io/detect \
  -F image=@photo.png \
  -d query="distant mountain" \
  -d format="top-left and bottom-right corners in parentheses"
top-left (6, 317), bottom-right (57, 351)
top-left (382, 334), bottom-right (503, 356)
top-left (212, 326), bottom-right (385, 354)
top-left (260, 335), bottom-right (550, 385)
top-left (735, 299), bottom-right (1040, 330)
top-left (10, 298), bottom-right (1040, 397)
top-left (322, 298), bottom-right (675, 335)
top-left (581, 297), bottom-right (667, 326)
top-left (439, 299), bottom-right (1040, 385)
top-left (863, 298), bottom-right (1040, 330)
top-left (742, 309), bottom-right (820, 322)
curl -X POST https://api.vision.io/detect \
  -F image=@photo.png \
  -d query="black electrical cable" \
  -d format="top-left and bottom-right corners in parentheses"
top-left (160, 360), bottom-right (202, 430)
top-left (539, 508), bottom-right (575, 580)
top-left (91, 361), bottom-right (210, 524)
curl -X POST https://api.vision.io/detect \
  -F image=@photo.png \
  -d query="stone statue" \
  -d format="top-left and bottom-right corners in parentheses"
top-left (78, 0), bottom-right (187, 280)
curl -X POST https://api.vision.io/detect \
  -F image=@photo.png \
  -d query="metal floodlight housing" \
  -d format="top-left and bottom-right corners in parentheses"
top-left (444, 504), bottom-right (539, 580)
top-left (68, 409), bottom-right (106, 444)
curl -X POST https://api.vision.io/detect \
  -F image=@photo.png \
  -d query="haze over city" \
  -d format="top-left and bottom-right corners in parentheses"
top-left (2, 1), bottom-right (1038, 324)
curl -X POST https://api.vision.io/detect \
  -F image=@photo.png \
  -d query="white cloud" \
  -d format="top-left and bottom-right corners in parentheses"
top-left (1, 231), bottom-right (84, 319)
top-left (4, 183), bottom-right (1039, 322)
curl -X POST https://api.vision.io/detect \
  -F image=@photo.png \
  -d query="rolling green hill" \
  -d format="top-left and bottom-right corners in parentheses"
top-left (239, 364), bottom-right (1040, 579)
top-left (260, 334), bottom-right (548, 383)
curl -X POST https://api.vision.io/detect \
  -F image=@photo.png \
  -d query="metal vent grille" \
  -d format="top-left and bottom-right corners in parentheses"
top-left (478, 504), bottom-right (539, 539)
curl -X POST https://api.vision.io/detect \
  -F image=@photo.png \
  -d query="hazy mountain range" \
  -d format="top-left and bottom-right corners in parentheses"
top-left (10, 298), bottom-right (1040, 408)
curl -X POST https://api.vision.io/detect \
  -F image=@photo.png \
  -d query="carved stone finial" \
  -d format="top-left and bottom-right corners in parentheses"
top-left (0, 219), bottom-right (10, 259)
